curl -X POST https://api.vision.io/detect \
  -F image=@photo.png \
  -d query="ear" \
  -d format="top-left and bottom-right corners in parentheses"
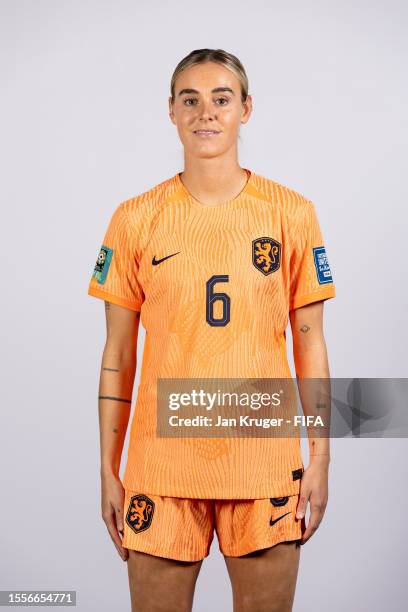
top-left (168, 97), bottom-right (176, 124)
top-left (241, 94), bottom-right (253, 125)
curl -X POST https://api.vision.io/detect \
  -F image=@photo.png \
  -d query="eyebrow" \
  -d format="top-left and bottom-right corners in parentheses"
top-left (177, 87), bottom-right (235, 97)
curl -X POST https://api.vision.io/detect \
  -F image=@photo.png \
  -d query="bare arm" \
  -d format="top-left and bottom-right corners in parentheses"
top-left (289, 300), bottom-right (331, 461)
top-left (98, 300), bottom-right (141, 560)
top-left (99, 300), bottom-right (140, 476)
top-left (289, 300), bottom-right (331, 543)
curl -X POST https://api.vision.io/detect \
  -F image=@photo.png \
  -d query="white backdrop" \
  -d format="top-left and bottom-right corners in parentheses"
top-left (1, 0), bottom-right (407, 610)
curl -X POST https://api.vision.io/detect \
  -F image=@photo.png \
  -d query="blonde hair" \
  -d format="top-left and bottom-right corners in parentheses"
top-left (170, 48), bottom-right (249, 104)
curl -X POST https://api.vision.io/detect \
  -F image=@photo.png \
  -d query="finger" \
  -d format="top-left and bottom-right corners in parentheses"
top-left (296, 490), bottom-right (309, 519)
top-left (108, 528), bottom-right (129, 561)
top-left (108, 529), bottom-right (127, 560)
top-left (300, 506), bottom-right (321, 544)
top-left (106, 516), bottom-right (128, 560)
top-left (115, 504), bottom-right (125, 536)
top-left (114, 505), bottom-right (128, 561)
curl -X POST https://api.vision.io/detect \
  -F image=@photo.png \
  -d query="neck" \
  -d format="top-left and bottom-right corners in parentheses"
top-left (180, 156), bottom-right (247, 203)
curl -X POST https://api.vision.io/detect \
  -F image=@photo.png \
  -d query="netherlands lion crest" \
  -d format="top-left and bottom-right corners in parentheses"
top-left (252, 237), bottom-right (281, 275)
top-left (126, 494), bottom-right (155, 534)
top-left (270, 496), bottom-right (289, 507)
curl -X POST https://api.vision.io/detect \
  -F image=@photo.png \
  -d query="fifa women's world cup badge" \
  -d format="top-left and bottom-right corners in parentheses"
top-left (252, 237), bottom-right (281, 275)
top-left (126, 494), bottom-right (155, 534)
top-left (312, 246), bottom-right (333, 284)
top-left (92, 245), bottom-right (113, 284)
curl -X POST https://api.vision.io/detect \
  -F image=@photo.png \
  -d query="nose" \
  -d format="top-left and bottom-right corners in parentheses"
top-left (198, 98), bottom-right (217, 121)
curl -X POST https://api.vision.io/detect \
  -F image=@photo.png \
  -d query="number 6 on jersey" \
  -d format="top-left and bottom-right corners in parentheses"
top-left (206, 275), bottom-right (230, 327)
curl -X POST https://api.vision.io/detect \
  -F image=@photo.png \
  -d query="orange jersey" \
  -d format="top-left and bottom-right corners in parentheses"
top-left (87, 169), bottom-right (336, 498)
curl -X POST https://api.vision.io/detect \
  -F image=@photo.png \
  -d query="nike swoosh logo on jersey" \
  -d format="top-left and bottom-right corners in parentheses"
top-left (270, 511), bottom-right (291, 527)
top-left (152, 252), bottom-right (180, 266)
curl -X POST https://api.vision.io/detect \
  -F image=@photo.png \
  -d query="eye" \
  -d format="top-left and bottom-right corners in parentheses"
top-left (183, 97), bottom-right (198, 106)
top-left (215, 97), bottom-right (229, 105)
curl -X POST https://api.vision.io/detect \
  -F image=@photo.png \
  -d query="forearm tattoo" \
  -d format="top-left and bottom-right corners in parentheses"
top-left (310, 439), bottom-right (330, 457)
top-left (98, 395), bottom-right (132, 403)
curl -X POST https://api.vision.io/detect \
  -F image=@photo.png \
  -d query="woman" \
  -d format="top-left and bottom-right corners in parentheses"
top-left (88, 48), bottom-right (336, 612)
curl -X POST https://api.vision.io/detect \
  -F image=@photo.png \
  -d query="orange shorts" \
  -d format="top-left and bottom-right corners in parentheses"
top-left (122, 489), bottom-right (305, 562)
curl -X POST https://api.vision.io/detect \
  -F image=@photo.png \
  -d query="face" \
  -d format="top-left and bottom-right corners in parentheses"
top-left (169, 61), bottom-right (252, 160)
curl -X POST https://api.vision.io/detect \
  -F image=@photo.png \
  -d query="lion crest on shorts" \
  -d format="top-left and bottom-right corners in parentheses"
top-left (252, 237), bottom-right (281, 275)
top-left (270, 496), bottom-right (289, 507)
top-left (126, 494), bottom-right (155, 534)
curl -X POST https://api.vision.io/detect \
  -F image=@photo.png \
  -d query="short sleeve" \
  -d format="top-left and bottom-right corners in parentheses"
top-left (289, 200), bottom-right (336, 310)
top-left (87, 202), bottom-right (144, 311)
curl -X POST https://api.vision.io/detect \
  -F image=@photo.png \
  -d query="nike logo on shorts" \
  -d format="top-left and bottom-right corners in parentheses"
top-left (270, 511), bottom-right (290, 527)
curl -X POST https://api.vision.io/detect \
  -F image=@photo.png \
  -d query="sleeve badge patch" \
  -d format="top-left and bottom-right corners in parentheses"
top-left (312, 246), bottom-right (333, 284)
top-left (92, 245), bottom-right (113, 284)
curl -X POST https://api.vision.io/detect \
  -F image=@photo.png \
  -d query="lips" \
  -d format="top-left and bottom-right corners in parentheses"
top-left (193, 129), bottom-right (220, 135)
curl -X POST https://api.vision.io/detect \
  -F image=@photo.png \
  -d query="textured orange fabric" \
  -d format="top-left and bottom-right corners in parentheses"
top-left (88, 169), bottom-right (336, 498)
top-left (122, 489), bottom-right (304, 561)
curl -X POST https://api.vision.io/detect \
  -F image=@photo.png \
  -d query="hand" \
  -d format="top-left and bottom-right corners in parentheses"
top-left (295, 457), bottom-right (329, 545)
top-left (101, 472), bottom-right (129, 561)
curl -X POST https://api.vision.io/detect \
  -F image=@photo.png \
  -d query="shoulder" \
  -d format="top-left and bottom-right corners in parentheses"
top-left (112, 174), bottom-right (178, 226)
top-left (251, 171), bottom-right (314, 216)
